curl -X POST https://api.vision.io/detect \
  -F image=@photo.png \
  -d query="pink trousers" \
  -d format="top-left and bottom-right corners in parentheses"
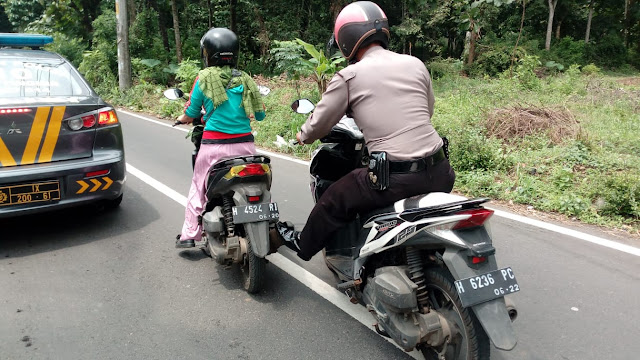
top-left (179, 142), bottom-right (257, 241)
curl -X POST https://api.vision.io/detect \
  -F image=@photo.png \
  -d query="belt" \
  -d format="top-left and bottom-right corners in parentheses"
top-left (389, 147), bottom-right (446, 173)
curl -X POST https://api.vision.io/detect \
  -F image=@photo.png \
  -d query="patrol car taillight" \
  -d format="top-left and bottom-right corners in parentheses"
top-left (0, 108), bottom-right (32, 114)
top-left (82, 115), bottom-right (97, 128)
top-left (98, 110), bottom-right (119, 126)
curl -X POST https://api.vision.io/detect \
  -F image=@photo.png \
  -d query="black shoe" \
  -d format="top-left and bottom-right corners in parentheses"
top-left (175, 234), bottom-right (195, 248)
top-left (275, 221), bottom-right (302, 252)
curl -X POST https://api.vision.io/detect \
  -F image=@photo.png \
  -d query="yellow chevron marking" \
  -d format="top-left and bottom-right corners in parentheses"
top-left (21, 107), bottom-right (51, 165)
top-left (76, 180), bottom-right (89, 194)
top-left (89, 179), bottom-right (101, 192)
top-left (0, 137), bottom-right (17, 167)
top-left (38, 106), bottom-right (66, 163)
top-left (102, 177), bottom-right (113, 190)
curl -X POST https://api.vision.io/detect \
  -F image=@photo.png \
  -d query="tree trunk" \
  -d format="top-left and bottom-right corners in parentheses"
top-left (148, 0), bottom-right (170, 52)
top-left (230, 0), bottom-right (237, 33)
top-left (116, 0), bottom-right (131, 91)
top-left (170, 0), bottom-right (183, 63)
top-left (207, 0), bottom-right (213, 28)
top-left (127, 0), bottom-right (136, 30)
top-left (624, 0), bottom-right (630, 48)
top-left (555, 19), bottom-right (562, 39)
top-left (585, 0), bottom-right (594, 44)
top-left (467, 23), bottom-right (477, 66)
top-left (545, 0), bottom-right (558, 51)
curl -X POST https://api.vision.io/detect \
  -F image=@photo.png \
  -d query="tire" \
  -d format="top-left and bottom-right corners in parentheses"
top-left (420, 267), bottom-right (490, 360)
top-left (102, 194), bottom-right (123, 211)
top-left (241, 236), bottom-right (266, 294)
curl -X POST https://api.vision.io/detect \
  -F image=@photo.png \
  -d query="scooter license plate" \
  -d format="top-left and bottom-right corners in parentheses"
top-left (232, 203), bottom-right (279, 224)
top-left (454, 267), bottom-right (520, 308)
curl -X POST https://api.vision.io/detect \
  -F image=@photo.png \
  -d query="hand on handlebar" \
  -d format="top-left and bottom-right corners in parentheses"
top-left (294, 131), bottom-right (304, 146)
top-left (173, 114), bottom-right (193, 127)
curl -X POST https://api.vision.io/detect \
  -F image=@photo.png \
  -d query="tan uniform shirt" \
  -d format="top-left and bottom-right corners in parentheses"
top-left (300, 46), bottom-right (442, 161)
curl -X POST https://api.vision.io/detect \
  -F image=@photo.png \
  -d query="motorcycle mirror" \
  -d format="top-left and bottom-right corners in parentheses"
top-left (163, 88), bottom-right (184, 101)
top-left (257, 85), bottom-right (271, 96)
top-left (291, 99), bottom-right (315, 114)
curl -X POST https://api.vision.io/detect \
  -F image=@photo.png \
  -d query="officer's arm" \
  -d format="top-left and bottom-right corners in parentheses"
top-left (299, 74), bottom-right (349, 144)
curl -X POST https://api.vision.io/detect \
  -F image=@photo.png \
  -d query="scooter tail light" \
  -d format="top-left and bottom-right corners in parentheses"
top-left (225, 164), bottom-right (270, 179)
top-left (452, 208), bottom-right (494, 230)
top-left (471, 256), bottom-right (487, 264)
top-left (247, 196), bottom-right (261, 202)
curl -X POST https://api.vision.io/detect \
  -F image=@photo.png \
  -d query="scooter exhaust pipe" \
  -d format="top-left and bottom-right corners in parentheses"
top-left (504, 297), bottom-right (518, 322)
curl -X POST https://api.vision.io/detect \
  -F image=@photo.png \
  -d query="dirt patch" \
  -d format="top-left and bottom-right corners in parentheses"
top-left (484, 106), bottom-right (580, 145)
top-left (615, 77), bottom-right (640, 87)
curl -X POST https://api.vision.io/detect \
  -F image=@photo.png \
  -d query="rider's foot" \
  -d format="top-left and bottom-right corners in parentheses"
top-left (271, 221), bottom-right (302, 253)
top-left (175, 234), bottom-right (195, 248)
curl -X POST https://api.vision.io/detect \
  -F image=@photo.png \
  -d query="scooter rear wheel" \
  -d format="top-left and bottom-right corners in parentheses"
top-left (419, 267), bottom-right (490, 360)
top-left (241, 237), bottom-right (265, 294)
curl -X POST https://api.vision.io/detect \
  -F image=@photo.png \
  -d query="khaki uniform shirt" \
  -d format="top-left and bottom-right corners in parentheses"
top-left (299, 46), bottom-right (442, 161)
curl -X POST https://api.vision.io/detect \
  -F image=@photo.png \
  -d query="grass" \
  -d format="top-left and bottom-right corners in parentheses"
top-left (102, 71), bottom-right (640, 235)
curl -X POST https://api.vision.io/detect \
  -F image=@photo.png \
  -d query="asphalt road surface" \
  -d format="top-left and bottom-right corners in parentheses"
top-left (1, 110), bottom-right (639, 360)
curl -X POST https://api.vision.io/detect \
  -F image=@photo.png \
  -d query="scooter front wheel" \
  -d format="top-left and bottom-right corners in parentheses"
top-left (241, 237), bottom-right (266, 294)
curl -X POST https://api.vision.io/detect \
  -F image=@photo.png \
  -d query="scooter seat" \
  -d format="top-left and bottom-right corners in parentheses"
top-left (361, 192), bottom-right (471, 225)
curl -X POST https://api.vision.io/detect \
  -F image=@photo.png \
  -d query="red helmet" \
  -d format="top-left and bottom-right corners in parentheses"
top-left (334, 1), bottom-right (390, 61)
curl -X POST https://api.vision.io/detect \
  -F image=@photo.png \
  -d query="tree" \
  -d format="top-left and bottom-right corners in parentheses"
top-left (545, 0), bottom-right (559, 50)
top-left (1, 0), bottom-right (45, 32)
top-left (585, 0), bottom-right (594, 43)
top-left (170, 0), bottom-right (182, 63)
top-left (116, 0), bottom-right (131, 90)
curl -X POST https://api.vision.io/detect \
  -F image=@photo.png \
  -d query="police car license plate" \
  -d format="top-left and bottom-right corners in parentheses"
top-left (454, 267), bottom-right (520, 308)
top-left (232, 203), bottom-right (279, 224)
top-left (0, 181), bottom-right (61, 207)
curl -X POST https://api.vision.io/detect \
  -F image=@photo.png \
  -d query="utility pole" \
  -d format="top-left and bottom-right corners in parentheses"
top-left (116, 0), bottom-right (132, 91)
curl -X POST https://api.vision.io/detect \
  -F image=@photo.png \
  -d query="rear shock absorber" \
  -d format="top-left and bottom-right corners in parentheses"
top-left (222, 195), bottom-right (235, 237)
top-left (406, 247), bottom-right (429, 311)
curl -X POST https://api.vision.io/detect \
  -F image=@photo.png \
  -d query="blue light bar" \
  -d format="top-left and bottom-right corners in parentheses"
top-left (0, 33), bottom-right (53, 48)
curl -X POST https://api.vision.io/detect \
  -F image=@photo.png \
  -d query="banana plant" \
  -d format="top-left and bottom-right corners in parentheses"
top-left (295, 38), bottom-right (345, 94)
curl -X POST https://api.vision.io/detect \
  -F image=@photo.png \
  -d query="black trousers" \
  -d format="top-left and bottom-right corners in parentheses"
top-left (297, 158), bottom-right (456, 260)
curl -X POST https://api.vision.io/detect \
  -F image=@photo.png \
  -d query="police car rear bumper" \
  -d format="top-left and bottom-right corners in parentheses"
top-left (0, 150), bottom-right (125, 218)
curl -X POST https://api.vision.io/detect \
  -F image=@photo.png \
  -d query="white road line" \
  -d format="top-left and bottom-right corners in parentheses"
top-left (488, 209), bottom-right (640, 257)
top-left (124, 162), bottom-right (422, 359)
top-left (120, 109), bottom-right (640, 257)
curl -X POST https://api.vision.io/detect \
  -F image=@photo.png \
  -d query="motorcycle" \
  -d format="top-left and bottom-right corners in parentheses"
top-left (291, 99), bottom-right (519, 359)
top-left (164, 86), bottom-right (277, 294)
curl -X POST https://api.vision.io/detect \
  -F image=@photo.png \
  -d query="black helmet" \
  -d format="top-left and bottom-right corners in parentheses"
top-left (334, 1), bottom-right (390, 61)
top-left (200, 28), bottom-right (239, 67)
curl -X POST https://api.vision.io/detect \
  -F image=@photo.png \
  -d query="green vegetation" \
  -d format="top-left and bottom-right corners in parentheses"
top-left (2, 0), bottom-right (639, 232)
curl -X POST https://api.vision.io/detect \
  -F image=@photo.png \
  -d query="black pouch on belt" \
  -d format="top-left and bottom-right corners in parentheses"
top-left (367, 151), bottom-right (390, 191)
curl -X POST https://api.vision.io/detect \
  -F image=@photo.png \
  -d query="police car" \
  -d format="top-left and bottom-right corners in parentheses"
top-left (0, 33), bottom-right (125, 218)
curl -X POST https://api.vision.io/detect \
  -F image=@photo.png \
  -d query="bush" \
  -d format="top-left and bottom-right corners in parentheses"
top-left (581, 63), bottom-right (601, 76)
top-left (546, 37), bottom-right (586, 67)
top-left (78, 48), bottom-right (117, 93)
top-left (175, 59), bottom-right (201, 90)
top-left (586, 34), bottom-right (627, 68)
top-left (514, 55), bottom-right (541, 90)
top-left (428, 58), bottom-right (463, 80)
top-left (44, 33), bottom-right (87, 67)
top-left (90, 10), bottom-right (118, 74)
top-left (591, 174), bottom-right (640, 218)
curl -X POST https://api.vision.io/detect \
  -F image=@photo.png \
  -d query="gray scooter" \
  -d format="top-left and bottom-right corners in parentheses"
top-left (292, 99), bottom-right (519, 359)
top-left (164, 86), bottom-right (277, 294)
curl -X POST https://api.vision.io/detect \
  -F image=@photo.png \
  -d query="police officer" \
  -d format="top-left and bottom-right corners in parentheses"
top-left (272, 1), bottom-right (455, 260)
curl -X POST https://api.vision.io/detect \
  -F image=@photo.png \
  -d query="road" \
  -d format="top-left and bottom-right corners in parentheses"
top-left (1, 110), bottom-right (639, 360)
